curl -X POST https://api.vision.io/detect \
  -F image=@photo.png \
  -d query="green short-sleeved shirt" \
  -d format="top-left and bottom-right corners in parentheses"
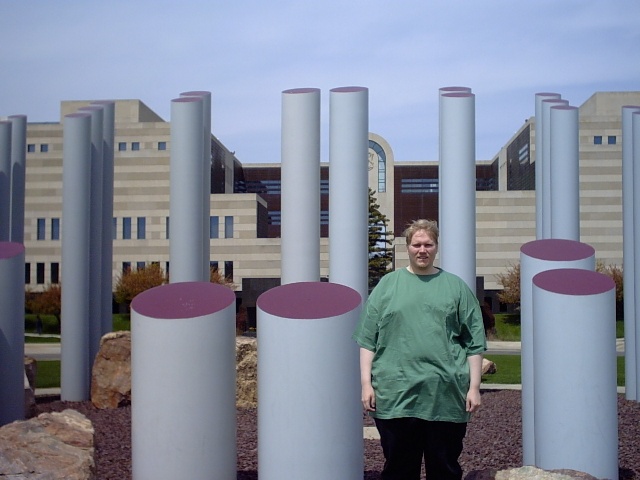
top-left (353, 267), bottom-right (486, 423)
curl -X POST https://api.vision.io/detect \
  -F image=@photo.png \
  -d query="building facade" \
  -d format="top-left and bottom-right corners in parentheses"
top-left (18, 92), bottom-right (639, 322)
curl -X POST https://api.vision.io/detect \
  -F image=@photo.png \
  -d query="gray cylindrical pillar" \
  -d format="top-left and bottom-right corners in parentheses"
top-left (180, 91), bottom-right (212, 282)
top-left (0, 242), bottom-right (25, 425)
top-left (533, 268), bottom-right (618, 480)
top-left (92, 100), bottom-right (116, 337)
top-left (534, 93), bottom-right (561, 240)
top-left (79, 105), bottom-right (104, 364)
top-left (439, 91), bottom-right (476, 291)
top-left (550, 105), bottom-right (580, 241)
top-left (60, 112), bottom-right (92, 401)
top-left (633, 110), bottom-right (640, 401)
top-left (329, 86), bottom-right (369, 302)
top-left (257, 282), bottom-right (362, 480)
top-left (281, 87), bottom-right (321, 284)
top-left (519, 239), bottom-right (595, 465)
top-left (131, 282), bottom-right (236, 480)
top-left (8, 115), bottom-right (26, 243)
top-left (169, 97), bottom-right (204, 283)
top-left (0, 121), bottom-right (11, 241)
top-left (621, 105), bottom-right (639, 400)
top-left (540, 98), bottom-right (569, 239)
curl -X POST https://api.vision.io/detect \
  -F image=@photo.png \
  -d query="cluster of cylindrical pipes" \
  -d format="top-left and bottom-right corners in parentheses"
top-left (60, 101), bottom-right (115, 402)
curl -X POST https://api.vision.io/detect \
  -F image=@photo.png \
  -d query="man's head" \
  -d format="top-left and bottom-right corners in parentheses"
top-left (403, 219), bottom-right (439, 246)
top-left (403, 219), bottom-right (439, 275)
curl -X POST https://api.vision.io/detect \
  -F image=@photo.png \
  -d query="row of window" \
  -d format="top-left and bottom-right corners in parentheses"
top-left (267, 211), bottom-right (330, 226)
top-left (36, 216), bottom-right (234, 241)
top-left (25, 260), bottom-right (234, 285)
top-left (594, 136), bottom-right (616, 145)
top-left (27, 141), bottom-right (169, 154)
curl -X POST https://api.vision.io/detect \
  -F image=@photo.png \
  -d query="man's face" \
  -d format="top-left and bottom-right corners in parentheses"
top-left (407, 230), bottom-right (438, 274)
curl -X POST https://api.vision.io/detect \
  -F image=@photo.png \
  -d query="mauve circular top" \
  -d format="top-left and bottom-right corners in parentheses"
top-left (131, 282), bottom-right (236, 320)
top-left (257, 282), bottom-right (361, 319)
top-left (283, 87), bottom-right (320, 95)
top-left (520, 239), bottom-right (594, 261)
top-left (330, 86), bottom-right (367, 93)
top-left (180, 91), bottom-right (211, 97)
top-left (441, 92), bottom-right (474, 98)
top-left (533, 268), bottom-right (615, 296)
top-left (0, 242), bottom-right (25, 259)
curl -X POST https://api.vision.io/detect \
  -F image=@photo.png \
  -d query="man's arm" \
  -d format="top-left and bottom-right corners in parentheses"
top-left (360, 347), bottom-right (376, 412)
top-left (466, 354), bottom-right (483, 412)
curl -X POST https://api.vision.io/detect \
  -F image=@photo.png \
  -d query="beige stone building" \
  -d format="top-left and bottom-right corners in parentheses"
top-left (19, 92), bottom-right (638, 322)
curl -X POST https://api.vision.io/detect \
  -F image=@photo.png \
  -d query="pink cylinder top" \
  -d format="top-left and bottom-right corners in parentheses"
top-left (131, 281), bottom-right (236, 320)
top-left (520, 239), bottom-right (594, 261)
top-left (0, 242), bottom-right (25, 259)
top-left (330, 86), bottom-right (367, 93)
top-left (257, 282), bottom-right (361, 320)
top-left (533, 268), bottom-right (614, 296)
top-left (180, 90), bottom-right (211, 97)
top-left (283, 87), bottom-right (320, 94)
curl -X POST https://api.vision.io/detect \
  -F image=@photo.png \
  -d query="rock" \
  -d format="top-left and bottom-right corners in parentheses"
top-left (0, 409), bottom-right (95, 479)
top-left (91, 331), bottom-right (131, 409)
top-left (482, 357), bottom-right (497, 375)
top-left (24, 356), bottom-right (37, 418)
top-left (465, 466), bottom-right (599, 480)
top-left (236, 336), bottom-right (257, 408)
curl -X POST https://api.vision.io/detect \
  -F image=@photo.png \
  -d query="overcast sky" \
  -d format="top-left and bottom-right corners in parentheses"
top-left (2, 1), bottom-right (639, 163)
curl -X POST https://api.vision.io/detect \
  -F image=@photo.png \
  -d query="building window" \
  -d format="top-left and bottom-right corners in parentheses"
top-left (165, 217), bottom-right (170, 239)
top-left (40, 144), bottom-right (49, 153)
top-left (118, 142), bottom-right (127, 151)
top-left (268, 211), bottom-right (281, 226)
top-left (51, 262), bottom-right (59, 284)
top-left (210, 216), bottom-right (219, 239)
top-left (210, 261), bottom-right (218, 272)
top-left (36, 263), bottom-right (45, 284)
top-left (320, 210), bottom-right (329, 226)
top-left (27, 144), bottom-right (36, 153)
top-left (137, 261), bottom-right (145, 271)
top-left (122, 261), bottom-right (131, 273)
top-left (224, 216), bottom-right (233, 239)
top-left (594, 136), bottom-right (603, 145)
top-left (123, 217), bottom-right (132, 239)
top-left (37, 218), bottom-right (46, 240)
top-left (370, 140), bottom-right (387, 193)
top-left (400, 178), bottom-right (439, 193)
top-left (165, 261), bottom-right (170, 275)
top-left (113, 217), bottom-right (117, 239)
top-left (137, 217), bottom-right (146, 239)
top-left (224, 261), bottom-right (233, 280)
top-left (608, 135), bottom-right (616, 145)
top-left (132, 142), bottom-right (140, 151)
top-left (51, 218), bottom-right (60, 240)
top-left (158, 141), bottom-right (167, 150)
top-left (25, 263), bottom-right (31, 284)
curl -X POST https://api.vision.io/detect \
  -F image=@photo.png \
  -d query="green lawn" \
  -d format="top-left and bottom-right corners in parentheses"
top-left (493, 314), bottom-right (624, 341)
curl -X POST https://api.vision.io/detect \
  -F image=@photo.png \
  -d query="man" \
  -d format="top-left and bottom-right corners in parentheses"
top-left (353, 219), bottom-right (486, 480)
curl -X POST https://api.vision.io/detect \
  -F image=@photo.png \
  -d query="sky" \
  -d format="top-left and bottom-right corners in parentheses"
top-left (1, 1), bottom-right (639, 163)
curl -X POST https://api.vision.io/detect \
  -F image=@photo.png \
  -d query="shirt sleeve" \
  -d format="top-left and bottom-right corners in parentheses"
top-left (458, 282), bottom-right (487, 356)
top-left (352, 287), bottom-right (381, 352)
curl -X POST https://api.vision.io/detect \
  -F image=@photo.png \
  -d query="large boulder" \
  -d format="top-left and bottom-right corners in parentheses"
top-left (0, 409), bottom-right (95, 479)
top-left (91, 331), bottom-right (131, 409)
top-left (24, 356), bottom-right (38, 417)
top-left (465, 466), bottom-right (598, 480)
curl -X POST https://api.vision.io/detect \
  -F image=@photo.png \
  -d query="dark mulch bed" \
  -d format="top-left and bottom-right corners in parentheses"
top-left (36, 390), bottom-right (640, 479)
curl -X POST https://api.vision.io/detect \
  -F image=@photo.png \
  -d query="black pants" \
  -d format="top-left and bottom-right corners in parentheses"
top-left (374, 417), bottom-right (467, 480)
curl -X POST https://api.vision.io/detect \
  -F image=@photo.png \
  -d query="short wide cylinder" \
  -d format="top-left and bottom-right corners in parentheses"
top-left (532, 268), bottom-right (618, 480)
top-left (257, 282), bottom-right (363, 480)
top-left (131, 282), bottom-right (237, 480)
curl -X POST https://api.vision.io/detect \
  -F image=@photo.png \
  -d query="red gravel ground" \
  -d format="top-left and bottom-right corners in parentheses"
top-left (36, 390), bottom-right (640, 479)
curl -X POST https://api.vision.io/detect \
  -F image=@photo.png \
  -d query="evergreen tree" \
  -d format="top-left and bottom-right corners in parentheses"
top-left (368, 188), bottom-right (394, 292)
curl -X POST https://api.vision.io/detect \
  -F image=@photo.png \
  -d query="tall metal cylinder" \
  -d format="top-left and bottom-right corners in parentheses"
top-left (92, 100), bottom-right (116, 337)
top-left (169, 97), bottom-right (204, 283)
top-left (550, 105), bottom-right (580, 241)
top-left (257, 282), bottom-right (362, 479)
top-left (329, 86), bottom-right (369, 302)
top-left (0, 121), bottom-right (11, 242)
top-left (131, 282), bottom-right (236, 480)
top-left (8, 115), bottom-right (26, 243)
top-left (281, 87), bottom-right (321, 284)
top-left (0, 242), bottom-right (25, 425)
top-left (79, 105), bottom-right (104, 364)
top-left (533, 268), bottom-right (618, 480)
top-left (60, 112), bottom-right (92, 401)
top-left (540, 98), bottom-right (569, 238)
top-left (534, 93), bottom-right (561, 240)
top-left (180, 91), bottom-right (212, 282)
top-left (439, 91), bottom-right (476, 291)
top-left (519, 239), bottom-right (595, 465)
top-left (621, 105), bottom-right (639, 400)
top-left (633, 110), bottom-right (640, 401)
